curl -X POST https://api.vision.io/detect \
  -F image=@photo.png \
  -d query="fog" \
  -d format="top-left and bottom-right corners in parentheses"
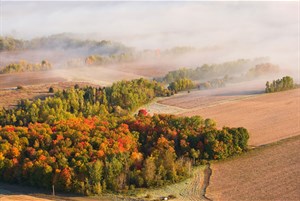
top-left (0, 1), bottom-right (299, 80)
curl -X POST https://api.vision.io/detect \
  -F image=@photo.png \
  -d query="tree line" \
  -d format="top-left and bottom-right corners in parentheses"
top-left (0, 78), bottom-right (171, 126)
top-left (0, 60), bottom-right (52, 74)
top-left (156, 58), bottom-right (268, 84)
top-left (167, 78), bottom-right (195, 93)
top-left (0, 34), bottom-right (131, 55)
top-left (246, 63), bottom-right (280, 79)
top-left (265, 76), bottom-right (295, 93)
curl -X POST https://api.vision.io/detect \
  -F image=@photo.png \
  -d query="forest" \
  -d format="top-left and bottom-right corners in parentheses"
top-left (0, 113), bottom-right (249, 194)
top-left (0, 77), bottom-right (250, 195)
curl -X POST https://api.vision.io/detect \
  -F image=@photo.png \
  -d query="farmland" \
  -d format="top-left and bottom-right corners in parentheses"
top-left (0, 1), bottom-right (299, 201)
top-left (0, 69), bottom-right (299, 201)
top-left (0, 66), bottom-right (146, 89)
top-left (206, 136), bottom-right (300, 201)
top-left (180, 88), bottom-right (300, 146)
top-left (150, 80), bottom-right (300, 146)
top-left (140, 80), bottom-right (300, 200)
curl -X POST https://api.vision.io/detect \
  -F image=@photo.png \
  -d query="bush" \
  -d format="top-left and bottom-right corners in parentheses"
top-left (168, 78), bottom-right (195, 92)
top-left (168, 194), bottom-right (177, 199)
top-left (48, 87), bottom-right (54, 93)
top-left (16, 85), bottom-right (24, 90)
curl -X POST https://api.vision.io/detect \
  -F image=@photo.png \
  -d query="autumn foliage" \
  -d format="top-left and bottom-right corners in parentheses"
top-left (0, 114), bottom-right (249, 194)
top-left (0, 77), bottom-right (249, 195)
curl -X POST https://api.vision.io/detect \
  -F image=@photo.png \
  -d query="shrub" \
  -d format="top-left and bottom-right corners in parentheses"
top-left (16, 85), bottom-right (24, 90)
top-left (48, 86), bottom-right (54, 93)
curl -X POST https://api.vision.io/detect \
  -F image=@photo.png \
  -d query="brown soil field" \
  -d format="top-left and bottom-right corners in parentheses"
top-left (0, 71), bottom-right (66, 89)
top-left (206, 136), bottom-right (300, 201)
top-left (54, 67), bottom-right (145, 86)
top-left (158, 80), bottom-right (266, 109)
top-left (156, 80), bottom-right (300, 146)
top-left (0, 66), bottom-right (145, 89)
top-left (0, 195), bottom-right (50, 201)
top-left (180, 88), bottom-right (300, 146)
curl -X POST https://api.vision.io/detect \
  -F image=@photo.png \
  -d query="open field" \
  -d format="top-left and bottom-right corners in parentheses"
top-left (206, 136), bottom-right (300, 201)
top-left (180, 88), bottom-right (300, 146)
top-left (0, 71), bottom-right (66, 89)
top-left (152, 80), bottom-right (300, 146)
top-left (0, 66), bottom-right (145, 89)
top-left (158, 80), bottom-right (266, 109)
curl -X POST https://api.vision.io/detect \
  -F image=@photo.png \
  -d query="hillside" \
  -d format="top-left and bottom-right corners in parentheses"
top-left (207, 136), bottom-right (300, 201)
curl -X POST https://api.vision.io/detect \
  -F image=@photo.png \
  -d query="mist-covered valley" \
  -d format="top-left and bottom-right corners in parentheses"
top-left (0, 1), bottom-right (298, 85)
top-left (0, 2), bottom-right (299, 201)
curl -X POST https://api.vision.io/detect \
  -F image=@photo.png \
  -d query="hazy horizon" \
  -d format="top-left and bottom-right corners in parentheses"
top-left (1, 1), bottom-right (299, 68)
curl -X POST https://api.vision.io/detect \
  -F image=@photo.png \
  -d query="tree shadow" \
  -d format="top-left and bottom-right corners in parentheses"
top-left (214, 89), bottom-right (264, 96)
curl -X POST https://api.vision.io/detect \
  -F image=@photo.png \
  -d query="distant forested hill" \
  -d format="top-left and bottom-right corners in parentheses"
top-left (0, 33), bottom-right (132, 55)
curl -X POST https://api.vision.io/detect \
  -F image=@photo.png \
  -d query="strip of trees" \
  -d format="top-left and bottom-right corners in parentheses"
top-left (156, 58), bottom-right (268, 84)
top-left (0, 60), bottom-right (52, 74)
top-left (0, 34), bottom-right (130, 54)
top-left (0, 78), bottom-right (171, 126)
top-left (265, 76), bottom-right (294, 93)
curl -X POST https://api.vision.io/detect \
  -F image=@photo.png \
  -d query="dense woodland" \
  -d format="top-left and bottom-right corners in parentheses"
top-left (0, 77), bottom-right (250, 194)
top-left (265, 76), bottom-right (295, 93)
top-left (0, 113), bottom-right (249, 194)
top-left (0, 60), bottom-right (52, 74)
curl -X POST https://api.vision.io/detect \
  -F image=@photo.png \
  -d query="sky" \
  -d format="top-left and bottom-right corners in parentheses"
top-left (0, 1), bottom-right (299, 67)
